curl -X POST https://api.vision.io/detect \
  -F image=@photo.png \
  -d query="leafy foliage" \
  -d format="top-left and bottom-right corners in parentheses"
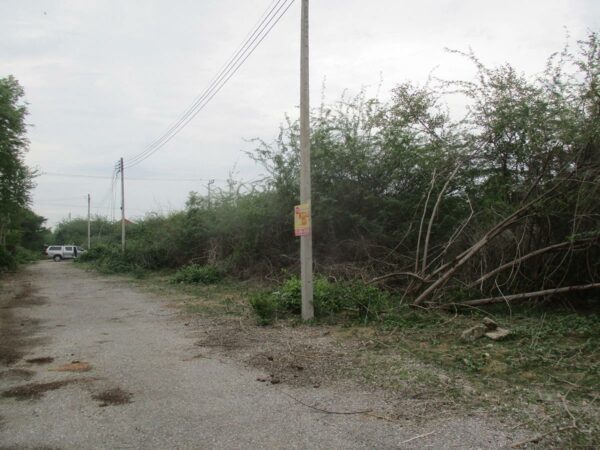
top-left (60, 33), bottom-right (600, 309)
top-left (0, 76), bottom-right (47, 270)
top-left (249, 276), bottom-right (393, 324)
top-left (171, 264), bottom-right (223, 284)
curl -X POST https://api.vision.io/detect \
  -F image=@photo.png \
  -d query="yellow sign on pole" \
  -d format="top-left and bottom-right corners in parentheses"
top-left (294, 203), bottom-right (311, 236)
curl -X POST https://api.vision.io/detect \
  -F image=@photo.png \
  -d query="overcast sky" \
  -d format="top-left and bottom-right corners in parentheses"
top-left (1, 0), bottom-right (599, 227)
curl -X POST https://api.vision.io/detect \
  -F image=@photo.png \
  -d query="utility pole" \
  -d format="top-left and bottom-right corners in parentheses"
top-left (87, 194), bottom-right (91, 249)
top-left (300, 0), bottom-right (314, 320)
top-left (207, 179), bottom-right (215, 208)
top-left (120, 157), bottom-right (125, 252)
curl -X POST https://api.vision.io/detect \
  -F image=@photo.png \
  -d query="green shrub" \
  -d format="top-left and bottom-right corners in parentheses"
top-left (77, 244), bottom-right (136, 274)
top-left (14, 246), bottom-right (41, 265)
top-left (171, 264), bottom-right (223, 284)
top-left (249, 276), bottom-right (394, 323)
top-left (0, 247), bottom-right (17, 272)
top-left (248, 293), bottom-right (279, 325)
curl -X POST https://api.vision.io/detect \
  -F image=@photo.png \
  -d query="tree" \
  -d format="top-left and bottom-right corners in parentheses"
top-left (0, 75), bottom-right (33, 248)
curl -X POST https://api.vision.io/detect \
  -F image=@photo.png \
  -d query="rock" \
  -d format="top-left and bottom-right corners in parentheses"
top-left (461, 324), bottom-right (487, 342)
top-left (485, 327), bottom-right (510, 341)
top-left (482, 317), bottom-right (498, 331)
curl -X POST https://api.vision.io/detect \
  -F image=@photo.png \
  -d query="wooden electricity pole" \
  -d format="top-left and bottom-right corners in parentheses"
top-left (300, 0), bottom-right (314, 320)
top-left (87, 193), bottom-right (91, 249)
top-left (120, 157), bottom-right (125, 252)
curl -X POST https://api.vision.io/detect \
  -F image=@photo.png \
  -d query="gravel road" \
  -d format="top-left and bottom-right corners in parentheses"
top-left (0, 261), bottom-right (527, 449)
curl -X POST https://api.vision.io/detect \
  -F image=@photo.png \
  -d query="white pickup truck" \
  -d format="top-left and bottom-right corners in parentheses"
top-left (45, 245), bottom-right (86, 261)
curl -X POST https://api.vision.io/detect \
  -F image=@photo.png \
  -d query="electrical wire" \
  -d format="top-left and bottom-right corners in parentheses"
top-left (123, 0), bottom-right (295, 170)
top-left (124, 0), bottom-right (291, 168)
top-left (39, 171), bottom-right (227, 182)
top-left (40, 172), bottom-right (117, 180)
top-left (124, 0), bottom-right (282, 169)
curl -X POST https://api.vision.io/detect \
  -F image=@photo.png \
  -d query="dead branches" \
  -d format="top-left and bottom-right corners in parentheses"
top-left (366, 271), bottom-right (428, 285)
top-left (452, 283), bottom-right (600, 307)
top-left (469, 238), bottom-right (597, 289)
top-left (413, 185), bottom-right (561, 306)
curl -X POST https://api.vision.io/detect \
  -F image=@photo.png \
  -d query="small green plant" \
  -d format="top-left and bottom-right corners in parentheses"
top-left (248, 293), bottom-right (278, 325)
top-left (171, 264), bottom-right (223, 284)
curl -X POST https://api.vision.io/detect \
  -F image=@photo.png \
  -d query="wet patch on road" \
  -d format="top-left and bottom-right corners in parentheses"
top-left (1, 379), bottom-right (84, 401)
top-left (50, 361), bottom-right (92, 372)
top-left (0, 281), bottom-right (48, 367)
top-left (92, 387), bottom-right (133, 407)
top-left (25, 357), bottom-right (54, 365)
top-left (0, 369), bottom-right (35, 381)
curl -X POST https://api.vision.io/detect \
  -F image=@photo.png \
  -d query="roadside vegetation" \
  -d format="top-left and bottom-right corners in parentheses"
top-left (64, 34), bottom-right (599, 310)
top-left (0, 76), bottom-right (50, 273)
top-left (57, 34), bottom-right (600, 446)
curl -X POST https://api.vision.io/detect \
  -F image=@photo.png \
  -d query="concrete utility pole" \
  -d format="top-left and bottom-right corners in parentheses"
top-left (207, 179), bottom-right (215, 208)
top-left (120, 157), bottom-right (125, 252)
top-left (87, 194), bottom-right (91, 249)
top-left (300, 0), bottom-right (314, 320)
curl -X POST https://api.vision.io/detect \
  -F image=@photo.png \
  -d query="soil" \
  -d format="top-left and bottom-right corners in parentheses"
top-left (189, 314), bottom-right (475, 424)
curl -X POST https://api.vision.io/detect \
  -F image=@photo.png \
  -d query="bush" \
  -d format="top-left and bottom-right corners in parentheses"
top-left (248, 293), bottom-right (279, 325)
top-left (14, 246), bottom-right (41, 265)
top-left (171, 264), bottom-right (224, 284)
top-left (249, 276), bottom-right (394, 323)
top-left (0, 246), bottom-right (17, 272)
top-left (77, 244), bottom-right (136, 274)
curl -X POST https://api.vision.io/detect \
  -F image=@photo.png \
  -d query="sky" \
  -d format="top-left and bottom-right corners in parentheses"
top-left (1, 0), bottom-right (599, 227)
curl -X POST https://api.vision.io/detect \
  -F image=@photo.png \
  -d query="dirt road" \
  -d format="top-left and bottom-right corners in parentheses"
top-left (0, 261), bottom-right (526, 449)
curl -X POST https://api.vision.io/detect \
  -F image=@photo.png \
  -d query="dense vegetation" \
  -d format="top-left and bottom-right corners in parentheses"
top-left (66, 34), bottom-right (600, 310)
top-left (0, 76), bottom-right (49, 271)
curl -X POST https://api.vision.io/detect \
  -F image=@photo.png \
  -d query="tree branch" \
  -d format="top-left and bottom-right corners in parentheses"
top-left (453, 283), bottom-right (600, 307)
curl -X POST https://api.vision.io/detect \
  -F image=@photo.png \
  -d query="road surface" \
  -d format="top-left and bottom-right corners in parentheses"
top-left (0, 261), bottom-right (524, 449)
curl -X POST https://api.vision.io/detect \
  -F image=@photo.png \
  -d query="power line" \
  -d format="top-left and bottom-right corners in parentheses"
top-left (124, 0), bottom-right (292, 168)
top-left (123, 0), bottom-right (295, 170)
top-left (39, 172), bottom-right (227, 182)
top-left (39, 202), bottom-right (148, 213)
top-left (124, 0), bottom-right (284, 169)
top-left (40, 172), bottom-right (117, 180)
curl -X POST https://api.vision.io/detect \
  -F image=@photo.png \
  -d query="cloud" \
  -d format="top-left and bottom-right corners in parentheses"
top-left (1, 0), bottom-right (597, 226)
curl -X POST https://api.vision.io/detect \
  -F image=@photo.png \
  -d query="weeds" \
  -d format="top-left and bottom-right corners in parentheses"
top-left (249, 276), bottom-right (394, 325)
top-left (171, 264), bottom-right (223, 284)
